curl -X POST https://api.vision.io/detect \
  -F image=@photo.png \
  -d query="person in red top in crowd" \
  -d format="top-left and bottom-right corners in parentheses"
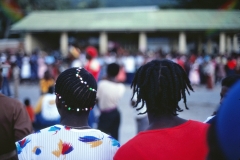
top-left (84, 46), bottom-right (101, 128)
top-left (24, 98), bottom-right (35, 123)
top-left (114, 59), bottom-right (209, 160)
top-left (226, 57), bottom-right (237, 76)
top-left (84, 46), bottom-right (101, 80)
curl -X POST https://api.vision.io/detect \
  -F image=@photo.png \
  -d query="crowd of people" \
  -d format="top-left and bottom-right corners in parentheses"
top-left (1, 46), bottom-right (240, 94)
top-left (0, 44), bottom-right (240, 159)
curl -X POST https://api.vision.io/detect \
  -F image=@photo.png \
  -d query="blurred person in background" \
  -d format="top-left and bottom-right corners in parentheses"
top-left (39, 70), bottom-right (55, 95)
top-left (203, 55), bottom-right (215, 89)
top-left (122, 52), bottom-right (136, 84)
top-left (30, 49), bottom-right (39, 82)
top-left (114, 59), bottom-right (209, 160)
top-left (20, 53), bottom-right (31, 83)
top-left (37, 51), bottom-right (47, 80)
top-left (215, 56), bottom-right (227, 84)
top-left (204, 74), bottom-right (240, 123)
top-left (97, 63), bottom-right (125, 140)
top-left (85, 46), bottom-right (101, 80)
top-left (235, 56), bottom-right (240, 74)
top-left (1, 60), bottom-right (11, 97)
top-left (24, 98), bottom-right (35, 124)
top-left (189, 58), bottom-right (200, 86)
top-left (34, 86), bottom-right (60, 131)
top-left (69, 45), bottom-right (82, 68)
top-left (16, 67), bottom-right (119, 160)
top-left (85, 46), bottom-right (101, 128)
top-left (12, 62), bottom-right (20, 98)
top-left (226, 56), bottom-right (236, 76)
top-left (0, 63), bottom-right (32, 160)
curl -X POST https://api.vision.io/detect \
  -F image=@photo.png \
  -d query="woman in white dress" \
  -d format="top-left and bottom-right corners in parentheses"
top-left (21, 54), bottom-right (31, 81)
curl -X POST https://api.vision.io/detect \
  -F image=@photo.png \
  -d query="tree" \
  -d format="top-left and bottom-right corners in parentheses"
top-left (17, 0), bottom-right (72, 12)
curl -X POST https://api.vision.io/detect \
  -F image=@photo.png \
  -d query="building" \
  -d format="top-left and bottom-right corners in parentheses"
top-left (11, 7), bottom-right (240, 56)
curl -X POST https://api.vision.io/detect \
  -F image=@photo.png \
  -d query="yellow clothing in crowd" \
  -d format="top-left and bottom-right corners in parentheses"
top-left (39, 79), bottom-right (55, 94)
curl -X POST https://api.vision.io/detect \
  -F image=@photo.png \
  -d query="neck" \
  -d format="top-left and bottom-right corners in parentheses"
top-left (60, 112), bottom-right (90, 128)
top-left (106, 76), bottom-right (116, 82)
top-left (147, 114), bottom-right (187, 130)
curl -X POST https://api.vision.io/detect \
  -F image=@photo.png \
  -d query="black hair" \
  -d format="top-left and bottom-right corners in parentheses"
top-left (48, 86), bottom-right (55, 94)
top-left (43, 70), bottom-right (52, 80)
top-left (55, 67), bottom-right (97, 112)
top-left (131, 59), bottom-right (193, 116)
top-left (107, 63), bottom-right (120, 77)
top-left (221, 74), bottom-right (240, 88)
top-left (24, 98), bottom-right (30, 106)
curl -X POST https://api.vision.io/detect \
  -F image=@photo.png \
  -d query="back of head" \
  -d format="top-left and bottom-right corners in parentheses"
top-left (221, 74), bottom-right (240, 87)
top-left (24, 98), bottom-right (30, 106)
top-left (107, 63), bottom-right (120, 77)
top-left (55, 67), bottom-right (97, 112)
top-left (44, 70), bottom-right (52, 80)
top-left (131, 59), bottom-right (193, 116)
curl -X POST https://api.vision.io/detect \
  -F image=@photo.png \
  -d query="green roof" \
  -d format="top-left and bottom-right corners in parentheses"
top-left (11, 9), bottom-right (240, 32)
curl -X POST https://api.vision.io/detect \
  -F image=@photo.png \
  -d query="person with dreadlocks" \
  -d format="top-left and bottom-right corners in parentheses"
top-left (16, 67), bottom-right (120, 160)
top-left (114, 59), bottom-right (209, 160)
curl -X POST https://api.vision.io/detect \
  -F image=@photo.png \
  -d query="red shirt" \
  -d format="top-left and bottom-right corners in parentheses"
top-left (85, 59), bottom-right (100, 80)
top-left (26, 106), bottom-right (35, 122)
top-left (227, 59), bottom-right (236, 70)
top-left (114, 120), bottom-right (209, 160)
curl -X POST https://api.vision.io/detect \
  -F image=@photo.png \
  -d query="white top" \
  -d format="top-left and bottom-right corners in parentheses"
top-left (16, 125), bottom-right (119, 160)
top-left (21, 56), bottom-right (31, 79)
top-left (41, 94), bottom-right (60, 121)
top-left (203, 115), bottom-right (215, 123)
top-left (122, 56), bottom-right (136, 73)
top-left (97, 80), bottom-right (125, 111)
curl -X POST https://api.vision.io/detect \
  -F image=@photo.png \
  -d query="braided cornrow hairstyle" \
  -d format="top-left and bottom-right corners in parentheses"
top-left (55, 67), bottom-right (97, 112)
top-left (131, 59), bottom-right (193, 116)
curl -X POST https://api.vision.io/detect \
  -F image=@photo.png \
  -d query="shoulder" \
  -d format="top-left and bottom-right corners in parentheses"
top-left (188, 120), bottom-right (209, 127)
top-left (116, 133), bottom-right (142, 150)
top-left (187, 120), bottom-right (210, 133)
top-left (0, 95), bottom-right (24, 108)
top-left (15, 134), bottom-right (33, 154)
top-left (114, 134), bottom-right (143, 159)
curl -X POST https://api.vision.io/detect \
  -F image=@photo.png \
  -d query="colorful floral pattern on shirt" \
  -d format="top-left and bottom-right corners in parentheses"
top-left (15, 125), bottom-right (120, 160)
top-left (108, 136), bottom-right (120, 147)
top-left (52, 139), bottom-right (74, 159)
top-left (48, 126), bottom-right (61, 135)
top-left (32, 146), bottom-right (42, 155)
top-left (79, 136), bottom-right (103, 148)
top-left (16, 138), bottom-right (31, 154)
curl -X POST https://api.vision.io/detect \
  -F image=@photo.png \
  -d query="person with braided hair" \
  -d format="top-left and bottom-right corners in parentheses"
top-left (114, 59), bottom-right (209, 160)
top-left (16, 67), bottom-right (120, 160)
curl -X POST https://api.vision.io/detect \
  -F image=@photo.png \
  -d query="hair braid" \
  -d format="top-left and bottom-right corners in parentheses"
top-left (55, 67), bottom-right (97, 112)
top-left (131, 59), bottom-right (193, 116)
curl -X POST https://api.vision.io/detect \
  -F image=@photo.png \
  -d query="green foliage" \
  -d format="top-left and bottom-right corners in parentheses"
top-left (17, 0), bottom-right (72, 13)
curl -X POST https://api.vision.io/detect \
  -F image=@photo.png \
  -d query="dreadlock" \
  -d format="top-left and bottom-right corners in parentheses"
top-left (131, 59), bottom-right (193, 116)
top-left (55, 67), bottom-right (97, 112)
